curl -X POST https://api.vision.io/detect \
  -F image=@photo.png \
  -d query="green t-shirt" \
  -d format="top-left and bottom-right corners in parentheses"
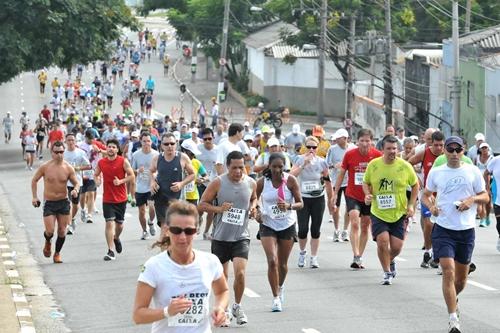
top-left (432, 154), bottom-right (472, 168)
top-left (364, 157), bottom-right (418, 223)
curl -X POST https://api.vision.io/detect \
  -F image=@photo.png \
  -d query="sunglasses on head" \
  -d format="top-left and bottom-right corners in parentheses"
top-left (162, 142), bottom-right (176, 146)
top-left (168, 226), bottom-right (197, 235)
top-left (446, 146), bottom-right (463, 154)
top-left (306, 145), bottom-right (317, 150)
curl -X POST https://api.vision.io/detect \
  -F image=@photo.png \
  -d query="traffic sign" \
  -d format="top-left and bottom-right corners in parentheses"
top-left (219, 58), bottom-right (227, 66)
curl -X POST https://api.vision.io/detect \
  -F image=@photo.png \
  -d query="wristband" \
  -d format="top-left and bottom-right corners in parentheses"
top-left (163, 306), bottom-right (170, 319)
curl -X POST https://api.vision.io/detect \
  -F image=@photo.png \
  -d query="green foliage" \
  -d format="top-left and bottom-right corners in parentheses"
top-left (245, 93), bottom-right (268, 107)
top-left (0, 0), bottom-right (138, 83)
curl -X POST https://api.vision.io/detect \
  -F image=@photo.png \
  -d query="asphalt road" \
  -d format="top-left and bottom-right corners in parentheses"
top-left (1, 20), bottom-right (500, 333)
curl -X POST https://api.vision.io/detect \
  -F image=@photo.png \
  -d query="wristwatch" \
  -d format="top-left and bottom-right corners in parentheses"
top-left (163, 306), bottom-right (170, 319)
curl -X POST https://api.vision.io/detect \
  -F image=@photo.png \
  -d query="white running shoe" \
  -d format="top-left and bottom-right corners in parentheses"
top-left (381, 272), bottom-right (393, 285)
top-left (333, 230), bottom-right (340, 242)
top-left (448, 319), bottom-right (461, 332)
top-left (148, 223), bottom-right (156, 237)
top-left (271, 298), bottom-right (282, 312)
top-left (231, 304), bottom-right (248, 325)
top-left (310, 256), bottom-right (319, 268)
top-left (298, 251), bottom-right (307, 268)
top-left (341, 230), bottom-right (350, 242)
top-left (141, 231), bottom-right (149, 240)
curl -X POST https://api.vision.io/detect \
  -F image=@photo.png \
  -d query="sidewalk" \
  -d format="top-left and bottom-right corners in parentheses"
top-left (171, 50), bottom-right (345, 135)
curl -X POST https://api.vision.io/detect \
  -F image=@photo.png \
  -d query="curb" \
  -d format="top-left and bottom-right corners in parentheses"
top-left (0, 219), bottom-right (37, 333)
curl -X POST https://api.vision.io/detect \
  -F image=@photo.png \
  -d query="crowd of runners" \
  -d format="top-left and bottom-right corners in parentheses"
top-left (2, 30), bottom-right (496, 333)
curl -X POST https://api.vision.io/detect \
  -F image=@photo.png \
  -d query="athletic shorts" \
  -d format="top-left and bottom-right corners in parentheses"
top-left (334, 186), bottom-right (346, 207)
top-left (211, 239), bottom-right (250, 264)
top-left (135, 192), bottom-right (151, 207)
top-left (259, 223), bottom-right (297, 241)
top-left (432, 224), bottom-right (475, 265)
top-left (36, 135), bottom-right (45, 143)
top-left (345, 196), bottom-right (371, 216)
top-left (67, 186), bottom-right (81, 205)
top-left (25, 150), bottom-right (35, 154)
top-left (371, 214), bottom-right (408, 241)
top-left (152, 192), bottom-right (178, 227)
top-left (43, 199), bottom-right (71, 217)
top-left (103, 202), bottom-right (127, 223)
top-left (421, 203), bottom-right (432, 218)
top-left (81, 179), bottom-right (96, 193)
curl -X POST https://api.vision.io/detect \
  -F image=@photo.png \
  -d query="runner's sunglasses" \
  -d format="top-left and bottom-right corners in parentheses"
top-left (168, 226), bottom-right (198, 235)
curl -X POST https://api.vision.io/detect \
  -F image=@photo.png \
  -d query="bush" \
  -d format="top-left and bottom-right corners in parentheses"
top-left (245, 94), bottom-right (268, 107)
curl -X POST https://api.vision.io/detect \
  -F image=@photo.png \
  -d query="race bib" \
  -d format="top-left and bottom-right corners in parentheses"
top-left (168, 296), bottom-right (207, 327)
top-left (301, 181), bottom-right (321, 193)
top-left (222, 208), bottom-right (246, 226)
top-left (184, 181), bottom-right (195, 193)
top-left (269, 204), bottom-right (287, 220)
top-left (354, 172), bottom-right (364, 185)
top-left (376, 194), bottom-right (396, 209)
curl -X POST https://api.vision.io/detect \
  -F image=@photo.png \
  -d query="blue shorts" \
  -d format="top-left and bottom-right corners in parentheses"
top-left (421, 203), bottom-right (432, 218)
top-left (371, 214), bottom-right (408, 241)
top-left (431, 224), bottom-right (475, 265)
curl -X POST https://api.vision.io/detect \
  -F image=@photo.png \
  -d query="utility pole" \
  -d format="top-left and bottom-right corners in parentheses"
top-left (218, 0), bottom-right (230, 103)
top-left (191, 37), bottom-right (198, 83)
top-left (317, 0), bottom-right (327, 125)
top-left (345, 14), bottom-right (356, 121)
top-left (452, 0), bottom-right (461, 134)
top-left (384, 0), bottom-right (393, 125)
top-left (464, 0), bottom-right (472, 34)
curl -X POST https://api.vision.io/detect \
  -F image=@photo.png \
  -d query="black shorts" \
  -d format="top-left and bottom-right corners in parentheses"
top-left (334, 186), bottom-right (346, 207)
top-left (81, 179), bottom-right (96, 193)
top-left (43, 199), bottom-right (71, 217)
top-left (211, 239), bottom-right (250, 264)
top-left (103, 202), bottom-right (127, 223)
top-left (67, 186), bottom-right (81, 205)
top-left (432, 224), bottom-right (475, 265)
top-left (135, 192), bottom-right (151, 207)
top-left (345, 196), bottom-right (371, 216)
top-left (259, 223), bottom-right (297, 241)
top-left (152, 192), bottom-right (178, 227)
top-left (36, 135), bottom-right (45, 143)
top-left (371, 214), bottom-right (408, 241)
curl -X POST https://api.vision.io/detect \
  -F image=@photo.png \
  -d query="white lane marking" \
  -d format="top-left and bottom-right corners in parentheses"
top-left (302, 329), bottom-right (322, 333)
top-left (6, 269), bottom-right (19, 278)
top-left (10, 284), bottom-right (23, 290)
top-left (20, 327), bottom-right (36, 333)
top-left (243, 288), bottom-right (260, 298)
top-left (2, 252), bottom-right (14, 258)
top-left (468, 280), bottom-right (498, 291)
top-left (21, 99), bottom-right (24, 103)
top-left (21, 92), bottom-right (24, 96)
top-left (17, 309), bottom-right (32, 317)
top-left (3, 260), bottom-right (15, 266)
top-left (0, 244), bottom-right (10, 249)
top-left (0, 237), bottom-right (7, 241)
top-left (394, 257), bottom-right (407, 262)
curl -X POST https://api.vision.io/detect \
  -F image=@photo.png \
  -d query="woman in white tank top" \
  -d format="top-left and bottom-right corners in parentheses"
top-left (256, 153), bottom-right (303, 312)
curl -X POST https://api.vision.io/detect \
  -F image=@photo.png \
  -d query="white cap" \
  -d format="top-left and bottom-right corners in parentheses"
top-left (334, 128), bottom-right (349, 139)
top-left (131, 130), bottom-right (140, 138)
top-left (479, 142), bottom-right (490, 149)
top-left (244, 121), bottom-right (250, 127)
top-left (254, 130), bottom-right (262, 136)
top-left (267, 137), bottom-right (280, 147)
top-left (181, 139), bottom-right (201, 155)
top-left (181, 123), bottom-right (188, 128)
top-left (244, 134), bottom-right (254, 141)
top-left (475, 133), bottom-right (485, 141)
top-left (191, 127), bottom-right (199, 134)
top-left (329, 134), bottom-right (336, 141)
top-left (292, 124), bottom-right (300, 134)
top-left (86, 122), bottom-right (92, 128)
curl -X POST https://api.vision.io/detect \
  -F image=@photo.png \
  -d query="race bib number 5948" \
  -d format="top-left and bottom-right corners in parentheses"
top-left (222, 208), bottom-right (246, 225)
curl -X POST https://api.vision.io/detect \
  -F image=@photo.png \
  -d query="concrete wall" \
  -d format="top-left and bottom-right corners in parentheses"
top-left (485, 66), bottom-right (500, 152)
top-left (460, 60), bottom-right (485, 144)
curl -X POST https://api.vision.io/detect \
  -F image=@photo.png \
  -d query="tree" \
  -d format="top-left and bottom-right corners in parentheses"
top-left (0, 0), bottom-right (138, 84)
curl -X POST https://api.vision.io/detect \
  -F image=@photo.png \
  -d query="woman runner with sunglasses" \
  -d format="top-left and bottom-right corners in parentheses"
top-left (290, 136), bottom-right (333, 269)
top-left (256, 153), bottom-right (303, 312)
top-left (133, 201), bottom-right (229, 332)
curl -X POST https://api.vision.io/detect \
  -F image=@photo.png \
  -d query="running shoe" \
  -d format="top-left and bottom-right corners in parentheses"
top-left (86, 214), bottom-right (93, 223)
top-left (53, 252), bottom-right (63, 264)
top-left (333, 230), bottom-right (340, 242)
top-left (298, 251), bottom-right (307, 268)
top-left (448, 319), bottom-right (461, 333)
top-left (71, 219), bottom-right (76, 233)
top-left (497, 238), bottom-right (500, 252)
top-left (231, 304), bottom-right (248, 325)
top-left (390, 260), bottom-right (397, 278)
top-left (94, 209), bottom-right (99, 215)
top-left (43, 240), bottom-right (51, 258)
top-left (421, 251), bottom-right (431, 268)
top-left (437, 264), bottom-right (443, 275)
top-left (279, 286), bottom-right (285, 304)
top-left (341, 230), bottom-right (350, 242)
top-left (479, 219), bottom-right (487, 227)
top-left (468, 262), bottom-right (476, 275)
top-left (148, 222), bottom-right (156, 236)
top-left (141, 231), bottom-right (149, 240)
top-left (381, 272), bottom-right (393, 285)
top-left (350, 257), bottom-right (364, 269)
top-left (114, 238), bottom-right (122, 254)
top-left (103, 250), bottom-right (116, 261)
top-left (328, 218), bottom-right (333, 223)
top-left (221, 311), bottom-right (232, 327)
top-left (271, 298), bottom-right (282, 312)
top-left (310, 256), bottom-right (319, 269)
top-left (66, 225), bottom-right (74, 235)
top-left (80, 209), bottom-right (86, 223)
top-left (485, 216), bottom-right (491, 226)
top-left (456, 298), bottom-right (460, 319)
top-left (429, 259), bottom-right (440, 269)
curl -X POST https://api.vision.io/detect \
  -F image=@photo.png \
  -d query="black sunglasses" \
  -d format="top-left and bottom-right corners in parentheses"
top-left (162, 142), bottom-right (176, 146)
top-left (168, 226), bottom-right (197, 235)
top-left (446, 146), bottom-right (463, 154)
top-left (52, 150), bottom-right (65, 154)
top-left (306, 145), bottom-right (317, 150)
top-left (203, 137), bottom-right (213, 141)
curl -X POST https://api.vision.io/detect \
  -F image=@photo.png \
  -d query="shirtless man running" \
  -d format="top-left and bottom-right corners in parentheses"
top-left (31, 141), bottom-right (80, 263)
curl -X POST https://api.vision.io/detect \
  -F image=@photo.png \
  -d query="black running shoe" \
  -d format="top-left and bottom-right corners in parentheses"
top-left (103, 250), bottom-right (115, 261)
top-left (421, 252), bottom-right (431, 268)
top-left (468, 262), bottom-right (476, 275)
top-left (114, 238), bottom-right (122, 254)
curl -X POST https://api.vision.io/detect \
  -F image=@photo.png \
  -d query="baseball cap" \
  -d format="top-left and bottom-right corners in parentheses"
top-left (131, 130), bottom-right (140, 138)
top-left (312, 125), bottom-right (325, 137)
top-left (334, 128), bottom-right (349, 139)
top-left (191, 127), bottom-right (199, 134)
top-left (244, 121), bottom-right (250, 127)
top-left (445, 136), bottom-right (464, 147)
top-left (479, 142), bottom-right (490, 149)
top-left (474, 133), bottom-right (485, 141)
top-left (261, 125), bottom-right (272, 133)
top-left (86, 122), bottom-right (92, 128)
top-left (181, 139), bottom-right (201, 155)
top-left (181, 123), bottom-right (188, 128)
top-left (254, 130), bottom-right (262, 136)
top-left (267, 137), bottom-right (280, 147)
top-left (292, 124), bottom-right (300, 134)
top-left (244, 134), bottom-right (254, 141)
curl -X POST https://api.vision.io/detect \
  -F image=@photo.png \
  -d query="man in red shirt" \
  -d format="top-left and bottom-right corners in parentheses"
top-left (95, 139), bottom-right (135, 261)
top-left (334, 128), bottom-right (382, 269)
top-left (40, 105), bottom-right (51, 123)
top-left (47, 123), bottom-right (64, 149)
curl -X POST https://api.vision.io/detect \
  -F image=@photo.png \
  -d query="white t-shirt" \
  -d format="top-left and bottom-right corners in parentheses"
top-left (487, 156), bottom-right (500, 206)
top-left (426, 163), bottom-right (485, 230)
top-left (64, 148), bottom-right (89, 186)
top-left (215, 140), bottom-right (241, 173)
top-left (197, 144), bottom-right (218, 181)
top-left (138, 250), bottom-right (223, 333)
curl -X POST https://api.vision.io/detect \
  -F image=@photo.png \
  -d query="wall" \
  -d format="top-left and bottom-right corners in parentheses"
top-left (485, 66), bottom-right (500, 152)
top-left (459, 60), bottom-right (485, 145)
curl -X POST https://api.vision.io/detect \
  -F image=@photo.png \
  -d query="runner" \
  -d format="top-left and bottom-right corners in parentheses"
top-left (254, 137), bottom-right (291, 174)
top-left (180, 140), bottom-right (207, 210)
top-left (150, 133), bottom-right (195, 229)
top-left (35, 114), bottom-right (48, 159)
top-left (94, 139), bottom-right (135, 261)
top-left (132, 132), bottom-right (159, 240)
top-left (2, 111), bottom-right (14, 143)
top-left (199, 151), bottom-right (257, 326)
top-left (334, 128), bottom-right (382, 269)
top-left (363, 135), bottom-right (418, 285)
top-left (485, 149), bottom-right (500, 252)
top-left (422, 136), bottom-right (488, 333)
top-left (255, 153), bottom-right (303, 312)
top-left (38, 70), bottom-right (48, 94)
top-left (290, 136), bottom-right (333, 269)
top-left (133, 201), bottom-right (229, 331)
top-left (475, 142), bottom-right (492, 227)
top-left (23, 130), bottom-right (37, 170)
top-left (215, 123), bottom-right (245, 175)
top-left (31, 141), bottom-right (80, 263)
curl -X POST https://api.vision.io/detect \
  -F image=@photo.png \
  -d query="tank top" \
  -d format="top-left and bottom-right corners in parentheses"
top-left (261, 174), bottom-right (295, 231)
top-left (98, 156), bottom-right (127, 203)
top-left (422, 147), bottom-right (439, 186)
top-left (212, 174), bottom-right (254, 241)
top-left (156, 152), bottom-right (182, 199)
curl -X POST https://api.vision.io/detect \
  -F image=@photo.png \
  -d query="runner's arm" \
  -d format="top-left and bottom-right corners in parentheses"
top-left (288, 175), bottom-right (304, 210)
top-left (94, 164), bottom-right (102, 187)
top-left (68, 166), bottom-right (80, 192)
top-left (211, 276), bottom-right (229, 327)
top-left (483, 169), bottom-right (491, 193)
top-left (333, 168), bottom-right (347, 197)
top-left (407, 149), bottom-right (424, 165)
top-left (133, 282), bottom-right (163, 324)
top-left (199, 179), bottom-right (224, 214)
top-left (180, 154), bottom-right (195, 187)
top-left (31, 165), bottom-right (44, 201)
